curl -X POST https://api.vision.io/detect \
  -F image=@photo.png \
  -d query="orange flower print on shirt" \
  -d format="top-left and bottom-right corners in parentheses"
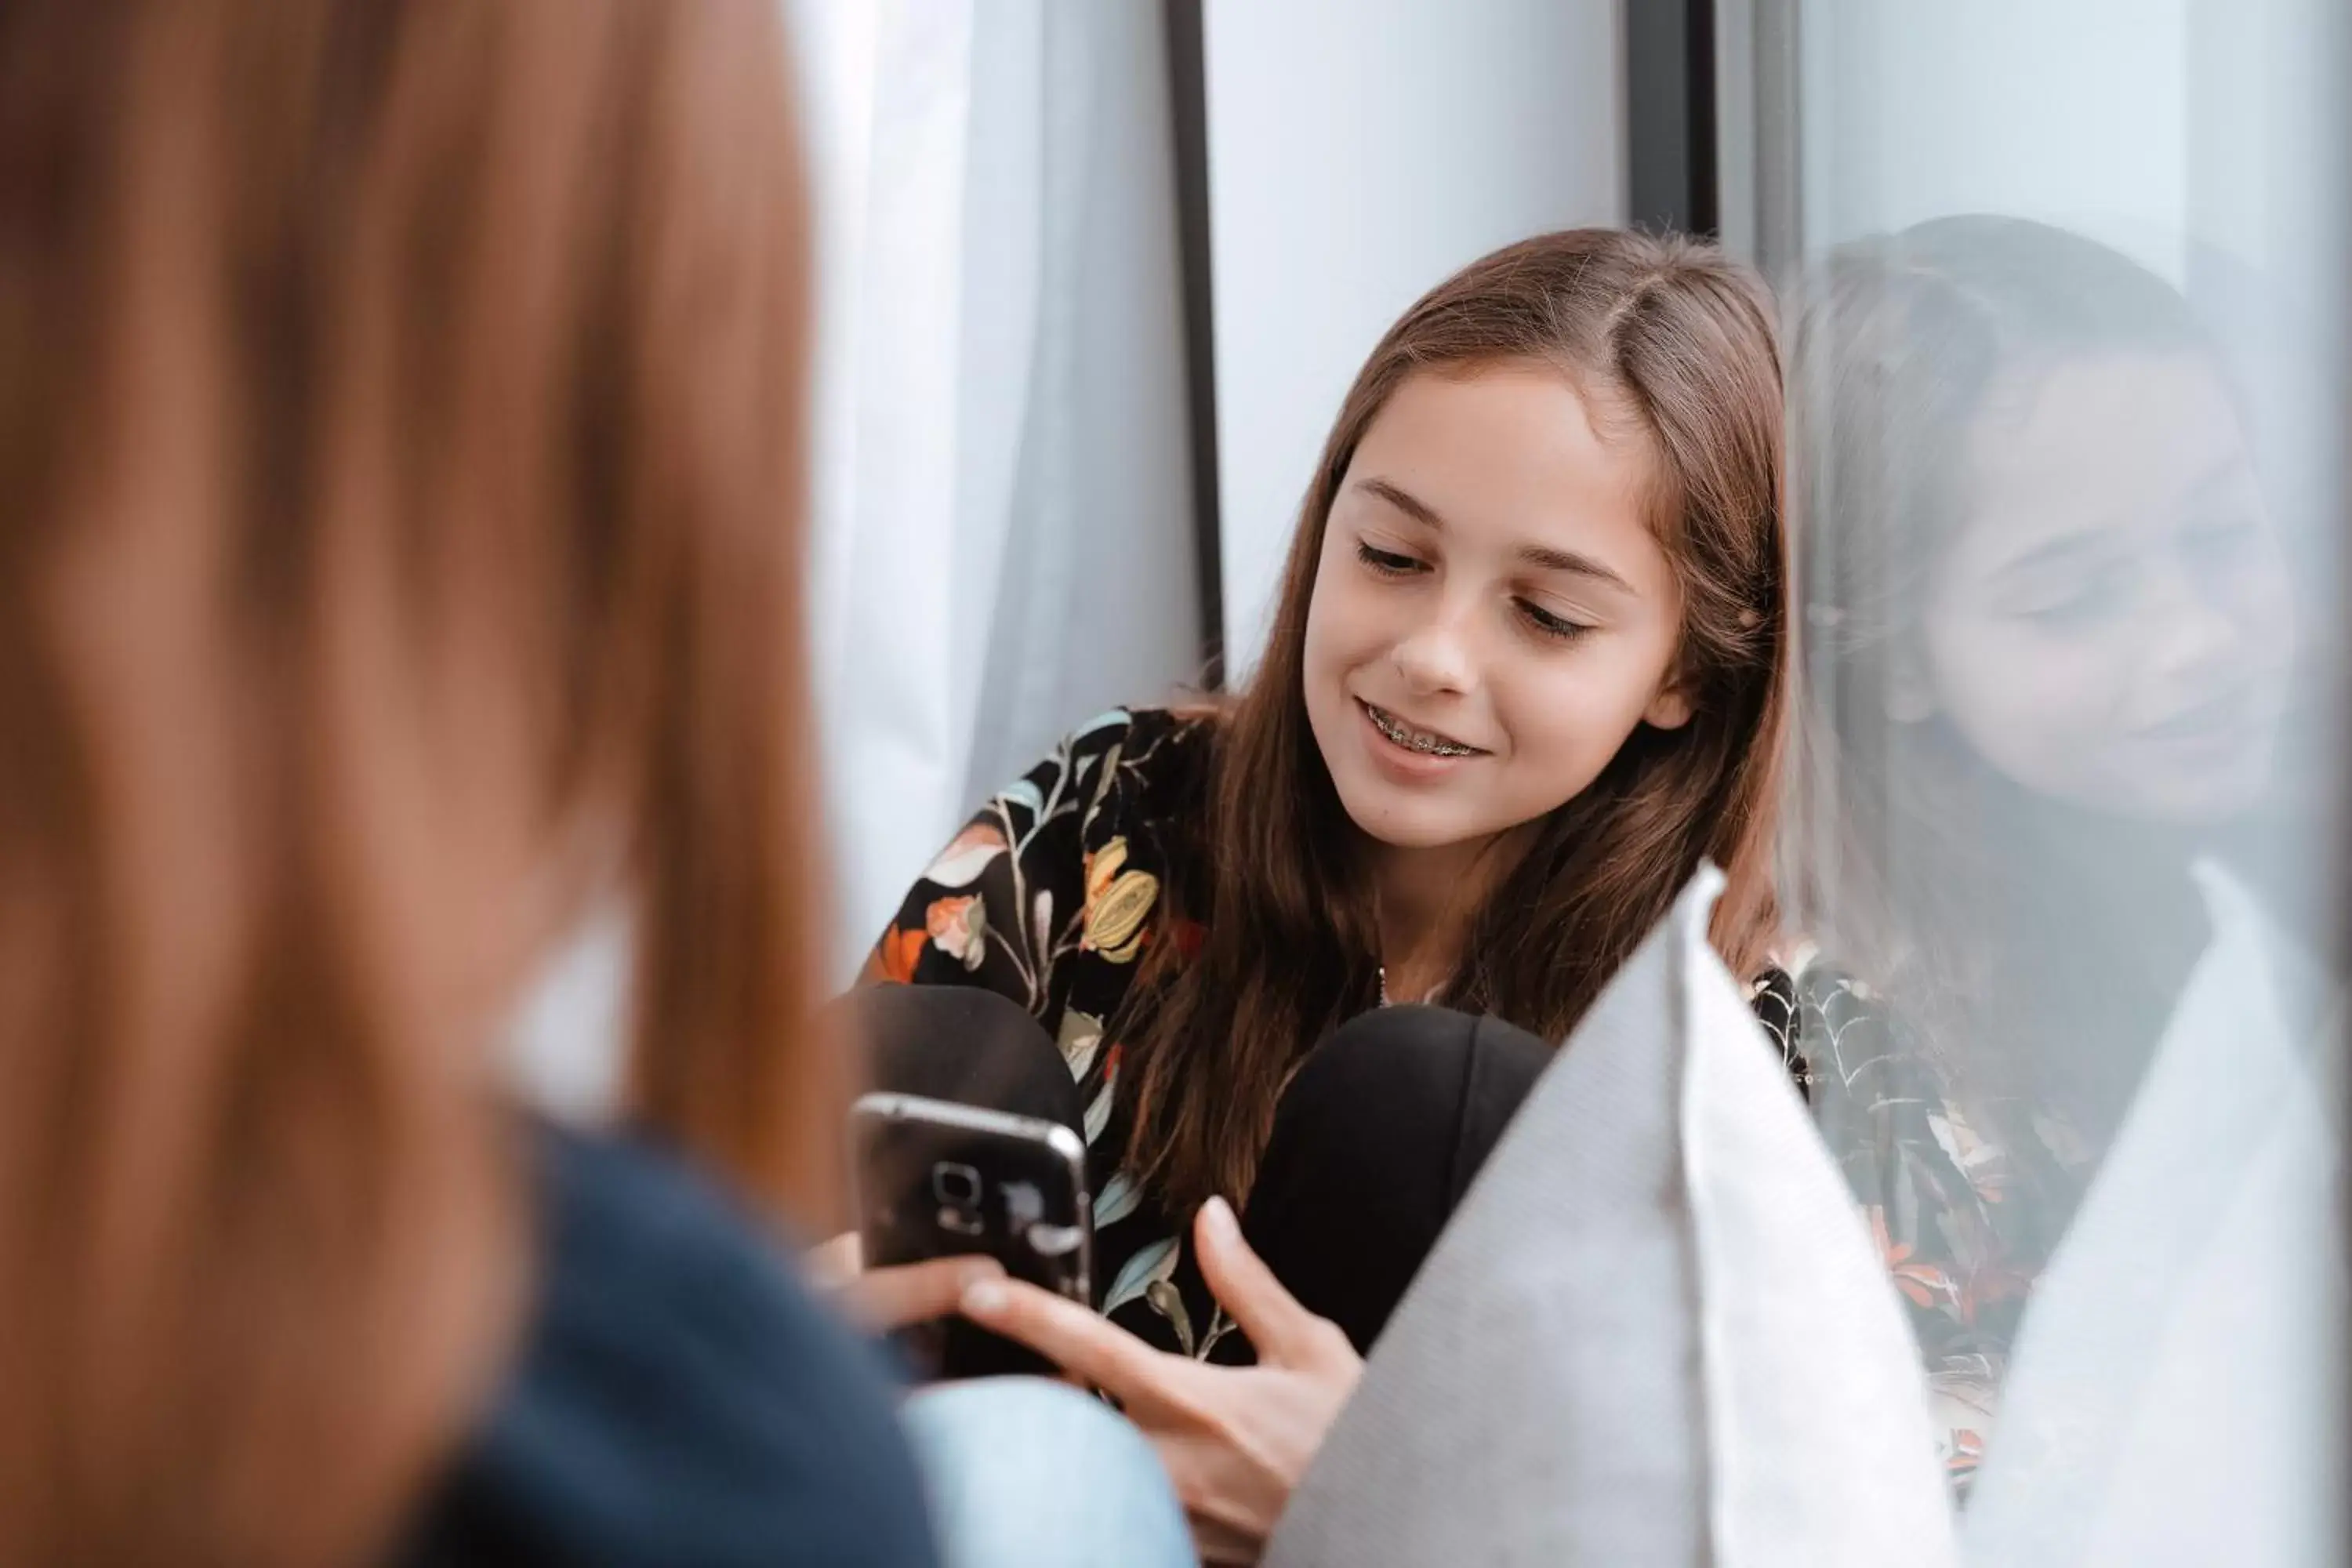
top-left (864, 924), bottom-right (927, 985)
top-left (1947, 1428), bottom-right (1984, 1484)
top-left (924, 822), bottom-right (1008, 889)
top-left (925, 895), bottom-right (988, 971)
top-left (1870, 1204), bottom-right (1958, 1312)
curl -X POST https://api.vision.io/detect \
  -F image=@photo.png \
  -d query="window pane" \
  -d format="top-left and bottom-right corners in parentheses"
top-left (1764, 1), bottom-right (2347, 1556)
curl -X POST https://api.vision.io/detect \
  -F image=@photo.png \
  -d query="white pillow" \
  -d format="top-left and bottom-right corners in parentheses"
top-left (1960, 863), bottom-right (2342, 1568)
top-left (1265, 866), bottom-right (1956, 1567)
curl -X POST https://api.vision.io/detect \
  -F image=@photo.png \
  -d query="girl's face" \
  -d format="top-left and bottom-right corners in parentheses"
top-left (1918, 354), bottom-right (2296, 824)
top-left (1302, 362), bottom-right (1690, 855)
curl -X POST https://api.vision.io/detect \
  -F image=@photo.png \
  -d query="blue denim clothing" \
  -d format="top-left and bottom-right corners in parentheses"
top-left (903, 1378), bottom-right (1192, 1568)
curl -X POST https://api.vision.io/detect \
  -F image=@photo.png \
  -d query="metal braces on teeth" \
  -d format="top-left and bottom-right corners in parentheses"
top-left (1367, 704), bottom-right (1478, 757)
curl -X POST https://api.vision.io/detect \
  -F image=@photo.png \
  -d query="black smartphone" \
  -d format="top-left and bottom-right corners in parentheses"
top-left (850, 1091), bottom-right (1092, 1380)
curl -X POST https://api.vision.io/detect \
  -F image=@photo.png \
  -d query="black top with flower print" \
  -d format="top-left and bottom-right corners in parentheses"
top-left (864, 706), bottom-right (1825, 1367)
top-left (863, 708), bottom-right (1218, 1352)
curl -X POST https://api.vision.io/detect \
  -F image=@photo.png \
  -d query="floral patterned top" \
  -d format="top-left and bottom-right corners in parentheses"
top-left (863, 706), bottom-right (2042, 1497)
top-left (864, 710), bottom-right (1788, 1352)
top-left (863, 708), bottom-right (1227, 1356)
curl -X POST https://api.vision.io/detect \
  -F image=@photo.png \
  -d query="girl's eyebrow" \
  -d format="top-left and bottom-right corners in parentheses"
top-left (1354, 476), bottom-right (1635, 593)
top-left (1515, 541), bottom-right (1635, 593)
top-left (1356, 476), bottom-right (1446, 529)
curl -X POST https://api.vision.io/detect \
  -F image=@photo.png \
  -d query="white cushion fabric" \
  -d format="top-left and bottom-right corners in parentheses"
top-left (1265, 867), bottom-right (1956, 1566)
top-left (1961, 863), bottom-right (2342, 1568)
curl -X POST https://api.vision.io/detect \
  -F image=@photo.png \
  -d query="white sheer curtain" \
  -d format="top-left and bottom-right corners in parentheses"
top-left (504, 3), bottom-right (1202, 1117)
top-left (788, 0), bottom-right (1203, 985)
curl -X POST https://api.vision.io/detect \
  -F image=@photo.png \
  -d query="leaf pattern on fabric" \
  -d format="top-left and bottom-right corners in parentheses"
top-left (1082, 1076), bottom-right (1116, 1145)
top-left (1031, 890), bottom-right (1055, 968)
top-left (922, 822), bottom-right (1007, 889)
top-left (1069, 708), bottom-right (1131, 744)
top-left (1145, 1278), bottom-right (1196, 1356)
top-left (1057, 1007), bottom-right (1105, 1082)
top-left (1000, 777), bottom-right (1046, 818)
top-left (1196, 1304), bottom-right (1240, 1361)
top-left (1104, 1236), bottom-right (1181, 1317)
top-left (1093, 1170), bottom-right (1142, 1229)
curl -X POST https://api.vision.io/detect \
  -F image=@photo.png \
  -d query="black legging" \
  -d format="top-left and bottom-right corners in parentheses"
top-left (840, 985), bottom-right (1550, 1356)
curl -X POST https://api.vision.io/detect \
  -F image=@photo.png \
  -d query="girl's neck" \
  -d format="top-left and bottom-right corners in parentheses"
top-left (1364, 827), bottom-right (1530, 1003)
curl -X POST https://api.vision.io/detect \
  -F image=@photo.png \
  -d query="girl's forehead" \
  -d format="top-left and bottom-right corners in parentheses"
top-left (1342, 365), bottom-right (1670, 592)
top-left (1944, 356), bottom-right (2252, 586)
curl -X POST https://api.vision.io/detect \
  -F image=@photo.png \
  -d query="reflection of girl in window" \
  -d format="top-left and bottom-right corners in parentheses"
top-left (1781, 215), bottom-right (2304, 1497)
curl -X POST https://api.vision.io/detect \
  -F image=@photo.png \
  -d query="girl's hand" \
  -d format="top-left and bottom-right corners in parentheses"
top-left (808, 1232), bottom-right (1004, 1334)
top-left (959, 1196), bottom-right (1361, 1564)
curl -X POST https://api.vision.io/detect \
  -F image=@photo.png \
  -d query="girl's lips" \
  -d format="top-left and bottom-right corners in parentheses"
top-left (1356, 699), bottom-right (1486, 779)
top-left (1358, 699), bottom-right (1485, 756)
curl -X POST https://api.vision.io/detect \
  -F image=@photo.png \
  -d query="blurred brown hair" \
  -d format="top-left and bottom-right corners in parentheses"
top-left (0, 1), bottom-right (824, 1562)
top-left (1125, 229), bottom-right (1790, 1214)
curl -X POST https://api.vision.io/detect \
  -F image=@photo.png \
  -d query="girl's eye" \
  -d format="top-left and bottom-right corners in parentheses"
top-left (1356, 542), bottom-right (1425, 577)
top-left (2008, 570), bottom-right (2128, 632)
top-left (1518, 599), bottom-right (1593, 643)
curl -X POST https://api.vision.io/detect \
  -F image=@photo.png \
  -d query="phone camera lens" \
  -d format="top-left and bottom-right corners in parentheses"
top-left (932, 1162), bottom-right (982, 1208)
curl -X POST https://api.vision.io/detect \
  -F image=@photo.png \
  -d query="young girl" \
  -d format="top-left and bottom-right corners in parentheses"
top-left (852, 227), bottom-right (1795, 1556)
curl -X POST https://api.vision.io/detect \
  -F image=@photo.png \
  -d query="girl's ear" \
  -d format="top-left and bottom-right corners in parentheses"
top-left (1644, 677), bottom-right (1693, 731)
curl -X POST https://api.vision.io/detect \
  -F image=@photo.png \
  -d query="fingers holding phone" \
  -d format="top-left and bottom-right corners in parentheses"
top-left (848, 1092), bottom-right (1093, 1379)
top-left (810, 1232), bottom-right (1007, 1333)
top-left (956, 1199), bottom-right (1360, 1564)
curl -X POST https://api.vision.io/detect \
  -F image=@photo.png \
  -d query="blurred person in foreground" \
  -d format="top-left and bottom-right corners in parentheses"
top-left (0, 3), bottom-right (1189, 1564)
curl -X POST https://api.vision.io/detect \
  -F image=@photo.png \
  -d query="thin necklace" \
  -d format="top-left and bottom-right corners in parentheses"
top-left (1378, 965), bottom-right (1442, 1007)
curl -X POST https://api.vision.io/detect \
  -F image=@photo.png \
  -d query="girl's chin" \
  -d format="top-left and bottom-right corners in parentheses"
top-left (1331, 788), bottom-right (1491, 854)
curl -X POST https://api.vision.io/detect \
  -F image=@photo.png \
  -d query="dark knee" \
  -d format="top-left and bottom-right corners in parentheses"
top-left (1241, 1007), bottom-right (1552, 1353)
top-left (1278, 1005), bottom-right (1549, 1132)
top-left (829, 983), bottom-right (1081, 1134)
top-left (1279, 1005), bottom-right (1483, 1120)
top-left (1257, 1007), bottom-right (1552, 1209)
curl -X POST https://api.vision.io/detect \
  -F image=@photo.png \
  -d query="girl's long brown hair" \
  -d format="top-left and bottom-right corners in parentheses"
top-left (0, 2), bottom-right (824, 1563)
top-left (1125, 230), bottom-right (1789, 1214)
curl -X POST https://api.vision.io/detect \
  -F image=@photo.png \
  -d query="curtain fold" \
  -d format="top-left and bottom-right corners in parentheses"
top-left (790, 0), bottom-right (1203, 985)
top-left (506, 3), bottom-right (1205, 1116)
